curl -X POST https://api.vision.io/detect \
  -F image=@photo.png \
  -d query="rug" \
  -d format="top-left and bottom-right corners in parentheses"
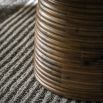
top-left (0, 1), bottom-right (102, 103)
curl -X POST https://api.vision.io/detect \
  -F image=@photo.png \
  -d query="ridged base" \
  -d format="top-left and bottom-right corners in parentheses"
top-left (35, 70), bottom-right (103, 101)
top-left (34, 0), bottom-right (103, 101)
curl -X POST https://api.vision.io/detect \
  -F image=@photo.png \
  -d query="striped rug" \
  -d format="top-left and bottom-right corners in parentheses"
top-left (0, 3), bottom-right (102, 103)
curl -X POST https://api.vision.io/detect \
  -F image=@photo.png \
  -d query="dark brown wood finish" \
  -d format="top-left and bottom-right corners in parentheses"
top-left (34, 0), bottom-right (103, 101)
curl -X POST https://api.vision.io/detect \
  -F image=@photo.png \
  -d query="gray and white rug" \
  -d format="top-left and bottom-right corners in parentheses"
top-left (0, 1), bottom-right (102, 103)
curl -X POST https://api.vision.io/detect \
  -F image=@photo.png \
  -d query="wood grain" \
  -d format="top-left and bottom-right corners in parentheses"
top-left (34, 0), bottom-right (103, 101)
